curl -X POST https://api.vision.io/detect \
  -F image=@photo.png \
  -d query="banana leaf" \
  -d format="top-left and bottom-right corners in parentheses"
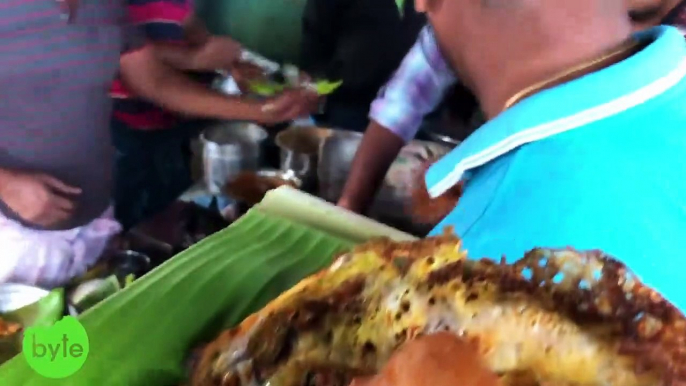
top-left (256, 187), bottom-right (417, 243)
top-left (0, 289), bottom-right (65, 364)
top-left (0, 210), bottom-right (355, 385)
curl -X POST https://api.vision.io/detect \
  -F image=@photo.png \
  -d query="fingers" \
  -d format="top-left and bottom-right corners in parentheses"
top-left (39, 175), bottom-right (82, 195)
top-left (50, 193), bottom-right (76, 212)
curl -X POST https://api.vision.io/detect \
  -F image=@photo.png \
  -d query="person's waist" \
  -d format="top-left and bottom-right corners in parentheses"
top-left (0, 193), bottom-right (112, 231)
top-left (0, 160), bottom-right (114, 231)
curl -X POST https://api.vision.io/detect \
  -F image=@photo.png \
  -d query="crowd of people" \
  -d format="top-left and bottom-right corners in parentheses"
top-left (0, 0), bottom-right (685, 318)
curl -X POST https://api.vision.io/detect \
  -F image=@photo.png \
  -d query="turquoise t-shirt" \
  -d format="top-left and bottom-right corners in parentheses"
top-left (426, 26), bottom-right (686, 312)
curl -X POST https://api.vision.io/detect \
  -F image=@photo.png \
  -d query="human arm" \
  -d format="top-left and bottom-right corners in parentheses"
top-left (119, 46), bottom-right (312, 124)
top-left (337, 27), bottom-right (456, 213)
top-left (131, 9), bottom-right (241, 72)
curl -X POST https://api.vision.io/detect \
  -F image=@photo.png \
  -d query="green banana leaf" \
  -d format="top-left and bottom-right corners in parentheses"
top-left (0, 289), bottom-right (65, 364)
top-left (0, 210), bottom-right (354, 385)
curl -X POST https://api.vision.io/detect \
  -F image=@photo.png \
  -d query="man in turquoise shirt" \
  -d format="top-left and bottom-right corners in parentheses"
top-left (423, 0), bottom-right (686, 312)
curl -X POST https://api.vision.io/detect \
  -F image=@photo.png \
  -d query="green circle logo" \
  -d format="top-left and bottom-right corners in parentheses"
top-left (22, 316), bottom-right (89, 378)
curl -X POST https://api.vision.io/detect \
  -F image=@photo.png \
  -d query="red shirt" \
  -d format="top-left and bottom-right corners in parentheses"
top-left (110, 0), bottom-right (192, 130)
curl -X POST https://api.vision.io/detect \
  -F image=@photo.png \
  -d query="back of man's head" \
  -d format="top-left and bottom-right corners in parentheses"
top-left (419, 0), bottom-right (633, 117)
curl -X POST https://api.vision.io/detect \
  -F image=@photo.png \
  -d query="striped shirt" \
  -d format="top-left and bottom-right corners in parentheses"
top-left (0, 0), bottom-right (143, 230)
top-left (110, 0), bottom-right (192, 130)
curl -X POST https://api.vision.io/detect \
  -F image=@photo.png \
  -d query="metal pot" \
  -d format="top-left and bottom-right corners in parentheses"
top-left (201, 122), bottom-right (268, 194)
top-left (317, 130), bottom-right (364, 203)
top-left (275, 126), bottom-right (332, 190)
top-left (318, 130), bottom-right (450, 234)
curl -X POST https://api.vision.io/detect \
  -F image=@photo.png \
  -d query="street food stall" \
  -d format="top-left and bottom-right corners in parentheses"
top-left (0, 63), bottom-right (683, 384)
top-left (1, 14), bottom-right (684, 385)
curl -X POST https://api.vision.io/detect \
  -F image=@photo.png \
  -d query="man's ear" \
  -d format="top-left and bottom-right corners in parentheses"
top-left (415, 0), bottom-right (428, 13)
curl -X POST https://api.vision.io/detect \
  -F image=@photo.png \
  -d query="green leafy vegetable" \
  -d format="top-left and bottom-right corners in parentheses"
top-left (313, 80), bottom-right (343, 95)
top-left (247, 80), bottom-right (286, 96)
top-left (247, 79), bottom-right (343, 96)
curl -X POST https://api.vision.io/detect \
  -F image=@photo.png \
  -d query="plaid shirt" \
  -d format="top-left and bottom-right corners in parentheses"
top-left (369, 26), bottom-right (455, 142)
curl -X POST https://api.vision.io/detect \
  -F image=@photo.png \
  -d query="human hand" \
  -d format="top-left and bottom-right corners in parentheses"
top-left (349, 332), bottom-right (501, 386)
top-left (254, 89), bottom-right (316, 125)
top-left (0, 170), bottom-right (81, 227)
top-left (230, 61), bottom-right (268, 93)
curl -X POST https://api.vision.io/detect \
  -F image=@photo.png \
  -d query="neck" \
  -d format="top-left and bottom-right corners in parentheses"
top-left (474, 26), bottom-right (633, 119)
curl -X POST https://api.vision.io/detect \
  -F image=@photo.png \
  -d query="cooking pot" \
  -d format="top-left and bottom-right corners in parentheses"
top-left (318, 130), bottom-right (450, 234)
top-left (201, 122), bottom-right (268, 194)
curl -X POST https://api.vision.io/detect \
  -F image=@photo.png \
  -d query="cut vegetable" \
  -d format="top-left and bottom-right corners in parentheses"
top-left (313, 80), bottom-right (343, 95)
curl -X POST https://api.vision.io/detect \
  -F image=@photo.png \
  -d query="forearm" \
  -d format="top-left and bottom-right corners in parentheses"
top-left (152, 35), bottom-right (238, 72)
top-left (120, 48), bottom-right (259, 121)
top-left (0, 167), bottom-right (12, 186)
top-left (338, 121), bottom-right (405, 213)
top-left (152, 43), bottom-right (209, 71)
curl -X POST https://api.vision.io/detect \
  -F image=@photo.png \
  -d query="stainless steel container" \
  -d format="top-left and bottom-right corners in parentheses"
top-left (318, 130), bottom-right (450, 233)
top-left (275, 126), bottom-right (332, 189)
top-left (201, 122), bottom-right (268, 194)
top-left (317, 130), bottom-right (364, 203)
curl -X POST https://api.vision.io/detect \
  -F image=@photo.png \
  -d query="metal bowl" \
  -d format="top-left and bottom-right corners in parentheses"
top-left (201, 122), bottom-right (269, 194)
top-left (275, 126), bottom-right (333, 190)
